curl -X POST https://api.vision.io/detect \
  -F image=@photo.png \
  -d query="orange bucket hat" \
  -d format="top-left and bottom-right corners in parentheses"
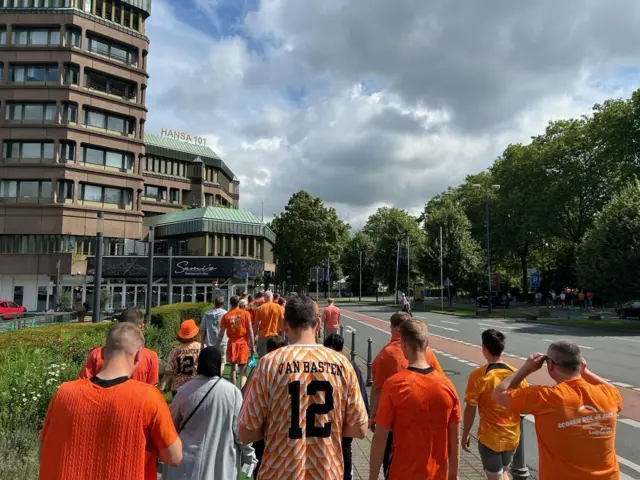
top-left (178, 319), bottom-right (199, 340)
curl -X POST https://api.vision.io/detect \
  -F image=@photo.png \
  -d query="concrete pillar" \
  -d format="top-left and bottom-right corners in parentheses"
top-left (53, 139), bottom-right (60, 164)
top-left (205, 233), bottom-right (210, 256)
top-left (253, 237), bottom-right (257, 258)
top-left (222, 235), bottom-right (226, 257)
top-left (72, 180), bottom-right (79, 202)
top-left (91, 0), bottom-right (96, 15)
top-left (110, 1), bottom-right (115, 22)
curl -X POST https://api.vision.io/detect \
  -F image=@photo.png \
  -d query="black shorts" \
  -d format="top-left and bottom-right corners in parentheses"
top-left (478, 441), bottom-right (516, 475)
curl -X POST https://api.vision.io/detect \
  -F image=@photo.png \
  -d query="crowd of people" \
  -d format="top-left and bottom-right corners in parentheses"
top-left (38, 291), bottom-right (623, 480)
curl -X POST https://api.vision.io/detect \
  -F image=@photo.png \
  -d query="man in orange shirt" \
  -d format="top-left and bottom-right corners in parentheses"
top-left (78, 307), bottom-right (159, 385)
top-left (370, 312), bottom-right (443, 478)
top-left (370, 319), bottom-right (461, 480)
top-left (218, 295), bottom-right (255, 387)
top-left (238, 294), bottom-right (368, 479)
top-left (493, 340), bottom-right (623, 480)
top-left (254, 291), bottom-right (265, 307)
top-left (40, 323), bottom-right (182, 480)
top-left (322, 297), bottom-right (341, 340)
top-left (462, 329), bottom-right (527, 480)
top-left (254, 291), bottom-right (284, 357)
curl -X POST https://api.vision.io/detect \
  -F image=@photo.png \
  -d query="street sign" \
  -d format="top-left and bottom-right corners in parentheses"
top-left (444, 277), bottom-right (453, 287)
top-left (530, 272), bottom-right (540, 289)
top-left (237, 272), bottom-right (248, 279)
top-left (310, 268), bottom-right (325, 283)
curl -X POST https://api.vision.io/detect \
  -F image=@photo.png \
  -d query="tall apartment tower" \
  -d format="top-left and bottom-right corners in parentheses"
top-left (0, 0), bottom-right (151, 310)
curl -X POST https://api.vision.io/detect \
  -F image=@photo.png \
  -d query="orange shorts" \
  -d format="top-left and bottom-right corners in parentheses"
top-left (227, 340), bottom-right (249, 364)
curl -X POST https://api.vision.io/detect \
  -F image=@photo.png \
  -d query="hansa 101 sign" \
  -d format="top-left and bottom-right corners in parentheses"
top-left (160, 128), bottom-right (207, 146)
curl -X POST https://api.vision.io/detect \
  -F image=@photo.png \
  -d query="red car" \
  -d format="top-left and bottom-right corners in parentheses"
top-left (0, 300), bottom-right (26, 320)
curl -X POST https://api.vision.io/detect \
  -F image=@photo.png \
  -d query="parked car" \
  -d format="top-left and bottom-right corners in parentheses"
top-left (617, 301), bottom-right (640, 319)
top-left (0, 300), bottom-right (27, 320)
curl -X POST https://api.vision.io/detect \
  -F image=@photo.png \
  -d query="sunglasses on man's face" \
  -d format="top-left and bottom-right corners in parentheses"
top-left (542, 355), bottom-right (556, 366)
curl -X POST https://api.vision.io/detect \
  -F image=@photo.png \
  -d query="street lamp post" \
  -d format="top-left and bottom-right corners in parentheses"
top-left (145, 226), bottom-right (155, 325)
top-left (473, 182), bottom-right (500, 313)
top-left (92, 212), bottom-right (104, 323)
top-left (359, 250), bottom-right (362, 302)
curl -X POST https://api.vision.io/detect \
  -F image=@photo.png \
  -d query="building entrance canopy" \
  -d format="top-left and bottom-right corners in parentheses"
top-left (87, 256), bottom-right (264, 278)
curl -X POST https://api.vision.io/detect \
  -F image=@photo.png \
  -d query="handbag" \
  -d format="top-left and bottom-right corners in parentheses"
top-left (178, 377), bottom-right (222, 433)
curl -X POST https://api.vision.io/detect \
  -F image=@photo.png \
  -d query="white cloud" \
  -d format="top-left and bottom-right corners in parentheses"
top-left (145, 0), bottom-right (640, 229)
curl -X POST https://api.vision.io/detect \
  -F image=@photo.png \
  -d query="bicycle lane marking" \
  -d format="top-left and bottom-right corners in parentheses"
top-left (341, 309), bottom-right (640, 424)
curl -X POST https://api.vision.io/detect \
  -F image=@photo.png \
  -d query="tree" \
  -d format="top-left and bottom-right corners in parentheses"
top-left (341, 232), bottom-right (376, 296)
top-left (363, 207), bottom-right (425, 293)
top-left (421, 195), bottom-right (483, 293)
top-left (577, 181), bottom-right (640, 304)
top-left (270, 191), bottom-right (350, 289)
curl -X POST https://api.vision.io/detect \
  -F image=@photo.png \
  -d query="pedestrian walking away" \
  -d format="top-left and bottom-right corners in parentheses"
top-left (162, 347), bottom-right (257, 480)
top-left (200, 296), bottom-right (228, 371)
top-left (39, 323), bottom-right (182, 480)
top-left (493, 340), bottom-right (623, 480)
top-left (253, 291), bottom-right (284, 357)
top-left (217, 296), bottom-right (255, 388)
top-left (160, 319), bottom-right (202, 395)
top-left (369, 319), bottom-right (461, 480)
top-left (462, 329), bottom-right (528, 480)
top-left (323, 297), bottom-right (341, 340)
top-left (324, 333), bottom-right (371, 480)
top-left (238, 294), bottom-right (368, 480)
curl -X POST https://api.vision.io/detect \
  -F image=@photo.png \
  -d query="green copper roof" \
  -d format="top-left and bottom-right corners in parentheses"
top-left (145, 133), bottom-right (221, 160)
top-left (146, 207), bottom-right (276, 243)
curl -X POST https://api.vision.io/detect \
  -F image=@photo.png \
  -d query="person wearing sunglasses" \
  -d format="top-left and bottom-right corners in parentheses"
top-left (492, 340), bottom-right (622, 480)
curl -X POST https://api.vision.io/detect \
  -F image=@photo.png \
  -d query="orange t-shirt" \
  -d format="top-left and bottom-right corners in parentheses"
top-left (507, 378), bottom-right (622, 480)
top-left (371, 332), bottom-right (444, 390)
top-left (322, 305), bottom-right (341, 330)
top-left (239, 345), bottom-right (368, 479)
top-left (255, 301), bottom-right (283, 338)
top-left (221, 308), bottom-right (252, 343)
top-left (39, 378), bottom-right (177, 480)
top-left (375, 368), bottom-right (461, 479)
top-left (464, 362), bottom-right (527, 451)
top-left (78, 346), bottom-right (159, 385)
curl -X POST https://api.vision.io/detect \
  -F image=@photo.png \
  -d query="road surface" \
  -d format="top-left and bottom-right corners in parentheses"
top-left (333, 304), bottom-right (640, 480)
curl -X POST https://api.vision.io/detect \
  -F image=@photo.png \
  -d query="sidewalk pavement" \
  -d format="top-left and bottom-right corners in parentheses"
top-left (351, 356), bottom-right (492, 480)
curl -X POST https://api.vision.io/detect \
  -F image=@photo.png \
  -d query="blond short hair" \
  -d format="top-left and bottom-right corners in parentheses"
top-left (105, 322), bottom-right (144, 359)
top-left (390, 311), bottom-right (411, 328)
top-left (327, 297), bottom-right (334, 304)
top-left (399, 319), bottom-right (429, 351)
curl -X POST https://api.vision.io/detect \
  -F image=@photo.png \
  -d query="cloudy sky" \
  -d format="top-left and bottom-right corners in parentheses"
top-left (144, 0), bottom-right (640, 229)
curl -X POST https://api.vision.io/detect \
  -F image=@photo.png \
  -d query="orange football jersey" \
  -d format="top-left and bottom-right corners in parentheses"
top-left (239, 345), bottom-right (368, 479)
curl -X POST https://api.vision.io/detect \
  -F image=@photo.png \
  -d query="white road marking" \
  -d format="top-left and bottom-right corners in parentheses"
top-left (439, 320), bottom-right (460, 325)
top-left (620, 472), bottom-right (634, 480)
top-left (611, 336), bottom-right (640, 344)
top-left (619, 418), bottom-right (640, 429)
top-left (618, 455), bottom-right (640, 474)
top-left (429, 324), bottom-right (460, 332)
top-left (467, 362), bottom-right (479, 367)
top-left (449, 356), bottom-right (461, 361)
top-left (543, 339), bottom-right (554, 343)
top-left (634, 388), bottom-right (640, 392)
top-left (478, 322), bottom-right (518, 329)
top-left (341, 315), bottom-right (390, 336)
top-left (543, 338), bottom-right (593, 350)
top-left (611, 382), bottom-right (634, 388)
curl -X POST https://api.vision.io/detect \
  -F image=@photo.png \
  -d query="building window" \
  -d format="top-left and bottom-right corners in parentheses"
top-left (84, 69), bottom-right (136, 101)
top-left (81, 145), bottom-right (133, 170)
top-left (5, 102), bottom-right (56, 122)
top-left (82, 108), bottom-right (135, 136)
top-left (0, 180), bottom-right (51, 201)
top-left (63, 63), bottom-right (79, 85)
top-left (65, 28), bottom-right (81, 48)
top-left (3, 141), bottom-right (54, 162)
top-left (83, 0), bottom-right (91, 12)
top-left (170, 188), bottom-right (179, 203)
top-left (80, 183), bottom-right (132, 206)
top-left (61, 102), bottom-right (77, 124)
top-left (0, 28), bottom-right (6, 46)
top-left (59, 141), bottom-right (75, 163)
top-left (56, 180), bottom-right (73, 202)
top-left (205, 193), bottom-right (213, 206)
top-left (86, 35), bottom-right (137, 66)
top-left (12, 28), bottom-right (60, 46)
top-left (9, 65), bottom-right (58, 84)
top-left (143, 185), bottom-right (166, 201)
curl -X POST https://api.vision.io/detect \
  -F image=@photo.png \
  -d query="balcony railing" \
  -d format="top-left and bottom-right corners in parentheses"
top-left (2, 156), bottom-right (57, 165)
top-left (0, 196), bottom-right (52, 204)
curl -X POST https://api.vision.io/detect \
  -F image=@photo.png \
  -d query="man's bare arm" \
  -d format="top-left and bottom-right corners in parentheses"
top-left (159, 437), bottom-right (183, 466)
top-left (343, 422), bottom-right (367, 439)
top-left (369, 387), bottom-right (381, 431)
top-left (239, 425), bottom-right (263, 444)
top-left (460, 405), bottom-right (476, 452)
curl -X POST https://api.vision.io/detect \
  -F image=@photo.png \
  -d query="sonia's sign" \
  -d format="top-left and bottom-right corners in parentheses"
top-left (174, 260), bottom-right (218, 276)
top-left (160, 128), bottom-right (207, 146)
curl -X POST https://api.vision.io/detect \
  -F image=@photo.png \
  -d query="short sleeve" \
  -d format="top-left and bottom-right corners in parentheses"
top-left (238, 360), bottom-right (268, 432)
top-left (448, 382), bottom-right (462, 423)
top-left (374, 381), bottom-right (395, 430)
top-left (606, 385), bottom-right (623, 413)
top-left (77, 348), bottom-right (100, 379)
top-left (147, 350), bottom-right (160, 385)
top-left (372, 353), bottom-right (393, 390)
top-left (343, 362), bottom-right (368, 428)
top-left (506, 385), bottom-right (547, 415)
top-left (146, 388), bottom-right (179, 452)
top-left (220, 314), bottom-right (228, 330)
top-left (463, 371), bottom-right (482, 407)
